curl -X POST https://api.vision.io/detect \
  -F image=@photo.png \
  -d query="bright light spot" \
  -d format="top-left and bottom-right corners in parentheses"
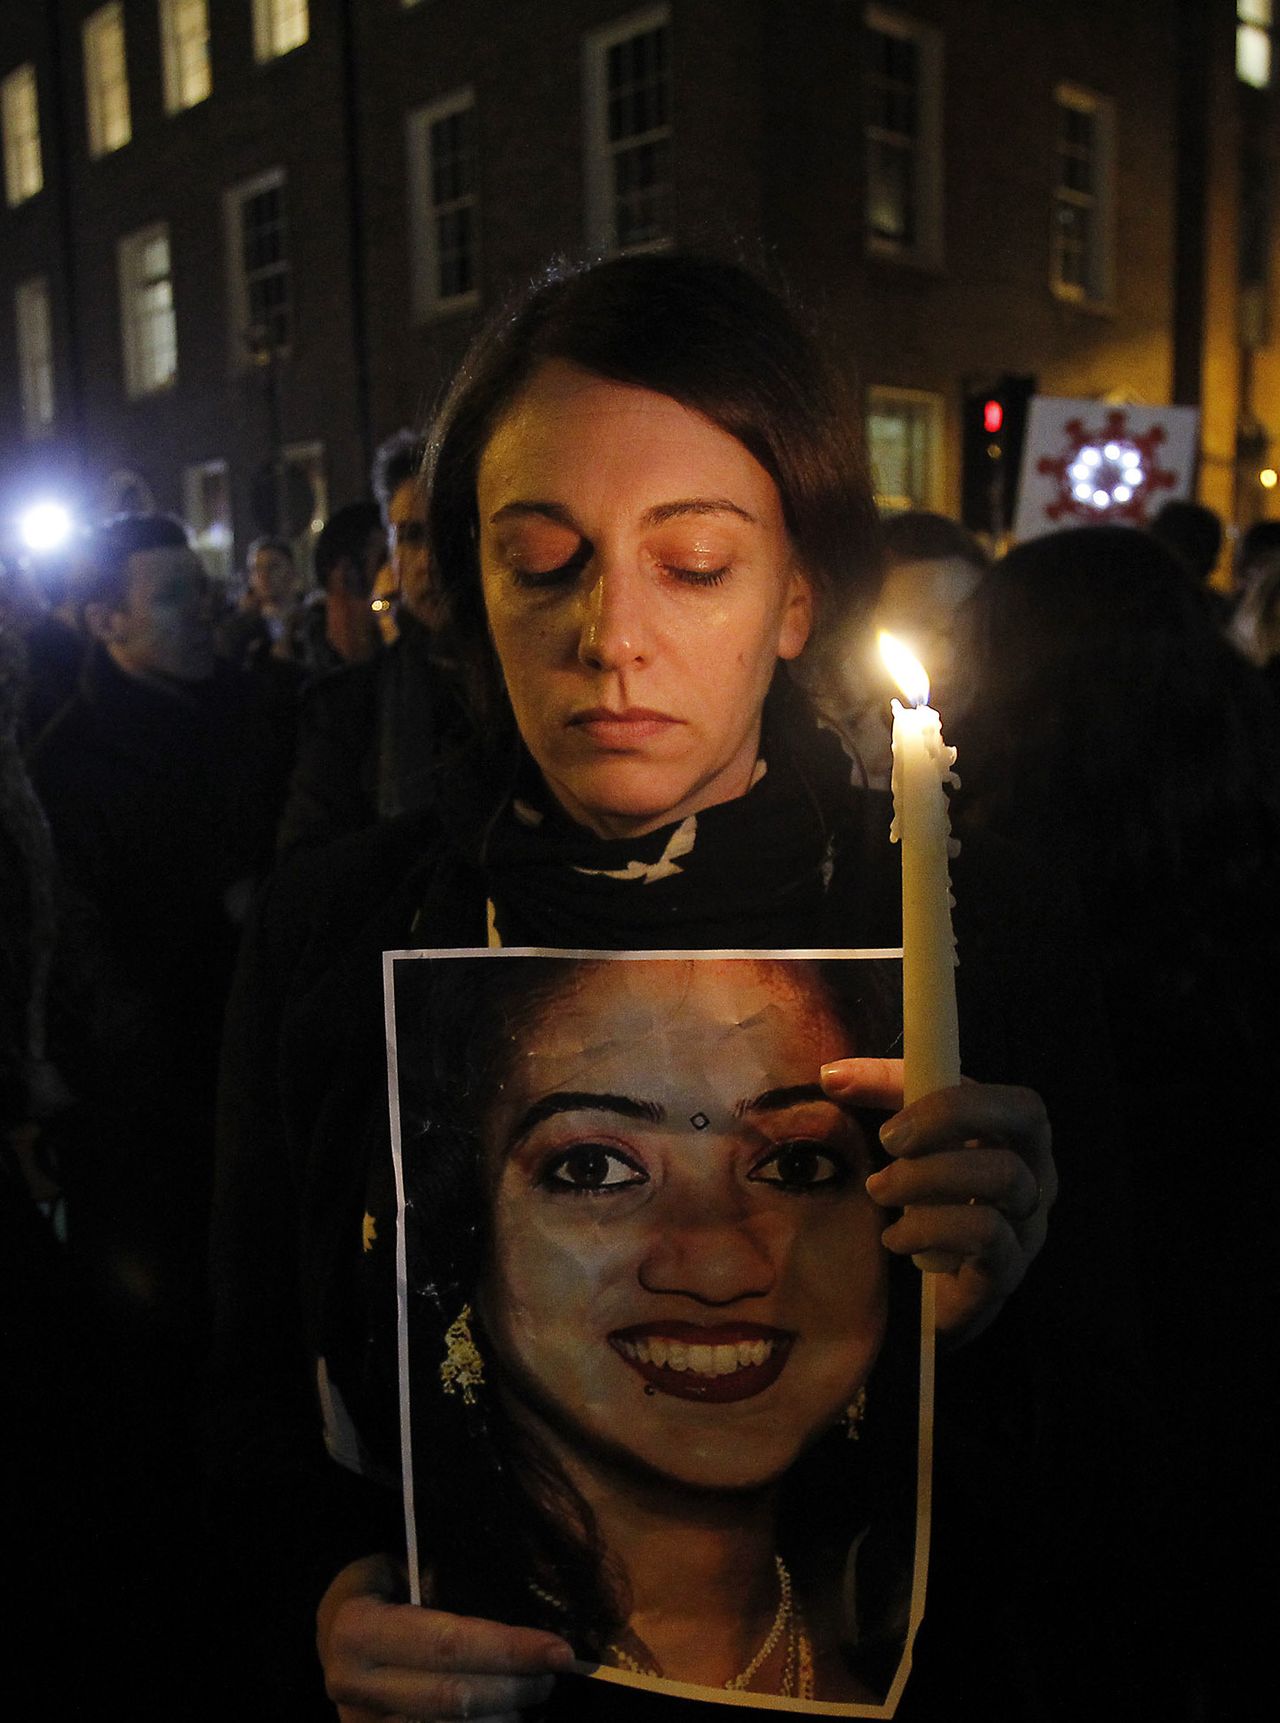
top-left (1092, 490), bottom-right (1111, 508)
top-left (1074, 483), bottom-right (1094, 501)
top-left (18, 500), bottom-right (73, 553)
top-left (1113, 484), bottom-right (1133, 503)
top-left (310, 517), bottom-right (325, 533)
top-left (1238, 22), bottom-right (1271, 89)
top-left (1122, 448), bottom-right (1142, 468)
top-left (1104, 442), bottom-right (1122, 460)
top-left (1081, 447), bottom-right (1102, 467)
top-left (1261, 468), bottom-right (1278, 490)
top-left (878, 631), bottom-right (930, 707)
top-left (1070, 462), bottom-right (1090, 481)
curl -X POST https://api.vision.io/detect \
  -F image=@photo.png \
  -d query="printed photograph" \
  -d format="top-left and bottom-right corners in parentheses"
top-left (387, 949), bottom-right (927, 1714)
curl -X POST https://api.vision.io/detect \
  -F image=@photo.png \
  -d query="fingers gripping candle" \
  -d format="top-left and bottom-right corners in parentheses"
top-left (879, 633), bottom-right (961, 1106)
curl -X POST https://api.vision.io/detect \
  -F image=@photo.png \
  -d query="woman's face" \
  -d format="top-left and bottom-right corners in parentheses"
top-left (477, 361), bottom-right (813, 840)
top-left (479, 960), bottom-right (888, 1494)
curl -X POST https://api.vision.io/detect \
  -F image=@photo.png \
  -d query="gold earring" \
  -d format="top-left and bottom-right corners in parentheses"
top-left (843, 1386), bottom-right (867, 1440)
top-left (440, 1303), bottom-right (485, 1405)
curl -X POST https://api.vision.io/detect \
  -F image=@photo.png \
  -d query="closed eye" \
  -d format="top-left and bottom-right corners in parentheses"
top-left (510, 541), bottom-right (592, 588)
top-left (665, 563), bottom-right (729, 587)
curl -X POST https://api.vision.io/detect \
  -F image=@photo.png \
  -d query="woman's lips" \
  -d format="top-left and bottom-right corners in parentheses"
top-left (569, 708), bottom-right (680, 748)
top-left (609, 1323), bottom-right (794, 1403)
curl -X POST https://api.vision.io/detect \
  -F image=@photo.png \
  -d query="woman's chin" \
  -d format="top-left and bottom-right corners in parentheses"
top-left (542, 757), bottom-right (749, 840)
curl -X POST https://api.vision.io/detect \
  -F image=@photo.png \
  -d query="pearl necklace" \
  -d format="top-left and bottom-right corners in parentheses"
top-left (605, 1554), bottom-right (815, 1698)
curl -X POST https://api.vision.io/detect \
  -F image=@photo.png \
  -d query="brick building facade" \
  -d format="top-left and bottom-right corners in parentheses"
top-left (0, 1), bottom-right (1274, 575)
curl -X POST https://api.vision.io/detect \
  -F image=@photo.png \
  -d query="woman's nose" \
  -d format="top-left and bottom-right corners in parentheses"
top-left (637, 1195), bottom-right (777, 1306)
top-left (577, 564), bottom-right (652, 670)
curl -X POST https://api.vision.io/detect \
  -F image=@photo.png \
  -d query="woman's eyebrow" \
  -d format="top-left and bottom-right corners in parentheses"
top-left (735, 1083), bottom-right (831, 1119)
top-left (508, 1090), bottom-right (664, 1147)
top-left (642, 498), bottom-right (758, 526)
top-left (489, 500), bottom-right (577, 527)
top-left (488, 497), bottom-right (757, 528)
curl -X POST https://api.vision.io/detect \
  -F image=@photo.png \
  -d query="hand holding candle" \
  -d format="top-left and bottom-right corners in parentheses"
top-left (822, 637), bottom-right (1054, 1333)
top-left (879, 632), bottom-right (961, 1106)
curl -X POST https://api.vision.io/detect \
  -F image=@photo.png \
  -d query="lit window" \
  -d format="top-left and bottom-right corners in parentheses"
top-left (253, 0), bottom-right (309, 64)
top-left (1051, 86), bottom-right (1115, 305)
top-left (15, 276), bottom-right (55, 439)
top-left (2, 64), bottom-right (43, 206)
top-left (864, 7), bottom-right (944, 266)
top-left (225, 168), bottom-right (291, 366)
top-left (407, 90), bottom-right (479, 318)
top-left (584, 6), bottom-right (672, 253)
top-left (866, 387), bottom-right (944, 513)
top-left (83, 4), bottom-right (131, 158)
top-left (1238, 0), bottom-right (1273, 86)
top-left (276, 441), bottom-right (327, 574)
top-left (183, 459), bottom-right (234, 584)
top-left (160, 0), bottom-right (211, 113)
top-left (119, 224), bottom-right (178, 397)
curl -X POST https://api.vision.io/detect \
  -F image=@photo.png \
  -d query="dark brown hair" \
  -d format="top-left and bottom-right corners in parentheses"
top-left (425, 253), bottom-right (880, 723)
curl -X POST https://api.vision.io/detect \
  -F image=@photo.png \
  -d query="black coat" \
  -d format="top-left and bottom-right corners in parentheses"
top-left (277, 614), bottom-right (471, 857)
top-left (209, 724), bottom-right (1182, 1722)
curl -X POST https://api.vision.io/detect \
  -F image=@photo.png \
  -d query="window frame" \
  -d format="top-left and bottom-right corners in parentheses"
top-left (224, 166), bottom-right (292, 371)
top-left (2, 63), bottom-right (44, 206)
top-left (582, 3), bottom-right (673, 255)
top-left (15, 275), bottom-right (55, 440)
top-left (865, 384), bottom-right (946, 514)
top-left (159, 0), bottom-right (211, 115)
top-left (252, 0), bottom-right (310, 65)
top-left (83, 3), bottom-right (132, 159)
top-left (118, 221), bottom-right (179, 399)
top-left (1050, 82), bottom-right (1116, 309)
top-left (406, 87), bottom-right (480, 321)
top-left (183, 458), bottom-right (234, 584)
top-left (863, 5), bottom-right (944, 269)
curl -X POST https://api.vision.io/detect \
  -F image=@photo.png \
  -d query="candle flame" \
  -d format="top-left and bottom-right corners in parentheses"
top-left (878, 632), bottom-right (930, 706)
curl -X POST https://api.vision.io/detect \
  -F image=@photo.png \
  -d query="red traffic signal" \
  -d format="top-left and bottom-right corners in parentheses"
top-left (982, 398), bottom-right (1005, 434)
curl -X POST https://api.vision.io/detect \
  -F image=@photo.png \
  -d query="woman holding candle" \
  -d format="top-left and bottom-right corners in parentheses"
top-left (212, 255), bottom-right (1082, 1722)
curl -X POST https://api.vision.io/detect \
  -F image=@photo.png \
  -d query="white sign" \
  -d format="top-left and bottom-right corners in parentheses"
top-left (1013, 397), bottom-right (1201, 543)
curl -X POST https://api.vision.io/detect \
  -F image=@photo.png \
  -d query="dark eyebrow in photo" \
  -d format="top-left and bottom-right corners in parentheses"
top-left (508, 1090), bottom-right (664, 1149)
top-left (735, 1083), bottom-right (832, 1119)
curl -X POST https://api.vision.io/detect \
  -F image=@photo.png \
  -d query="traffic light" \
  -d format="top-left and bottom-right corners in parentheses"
top-left (961, 374), bottom-right (1036, 538)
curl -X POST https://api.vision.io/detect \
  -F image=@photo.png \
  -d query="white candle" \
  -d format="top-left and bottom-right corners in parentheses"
top-left (879, 633), bottom-right (961, 1105)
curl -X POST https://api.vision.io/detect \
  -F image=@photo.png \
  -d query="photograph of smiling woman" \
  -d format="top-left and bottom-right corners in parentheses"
top-left (387, 949), bottom-right (924, 1712)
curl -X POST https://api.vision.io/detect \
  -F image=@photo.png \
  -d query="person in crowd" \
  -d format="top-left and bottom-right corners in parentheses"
top-left (844, 510), bottom-right (991, 789)
top-left (289, 502), bottom-right (387, 675)
top-left (0, 612), bottom-right (116, 1713)
top-left (1229, 540), bottom-right (1280, 693)
top-left (954, 523), bottom-right (1280, 1716)
top-left (24, 512), bottom-right (295, 1718)
top-left (0, 545), bottom-right (89, 742)
top-left (276, 444), bottom-right (469, 855)
top-left (211, 255), bottom-right (1176, 1723)
top-left (1147, 497), bottom-right (1226, 606)
top-left (1230, 516), bottom-right (1280, 686)
top-left (1233, 515), bottom-right (1280, 598)
top-left (217, 534), bottom-right (301, 669)
top-left (29, 513), bottom-right (289, 1333)
top-left (376, 428), bottom-right (441, 632)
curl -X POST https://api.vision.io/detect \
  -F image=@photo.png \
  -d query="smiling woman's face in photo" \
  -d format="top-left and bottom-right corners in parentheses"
top-left (479, 960), bottom-right (888, 1495)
